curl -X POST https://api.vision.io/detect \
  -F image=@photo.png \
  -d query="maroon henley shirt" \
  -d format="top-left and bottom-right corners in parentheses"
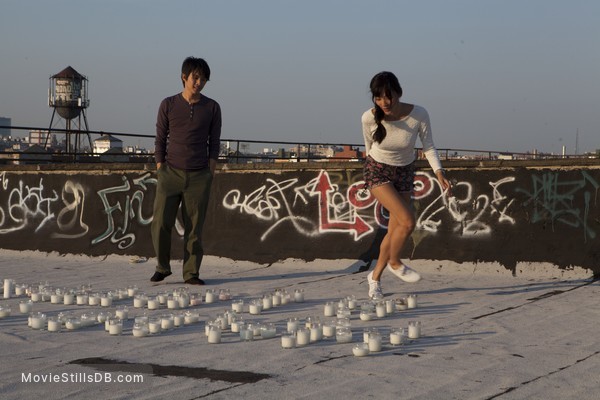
top-left (154, 93), bottom-right (222, 171)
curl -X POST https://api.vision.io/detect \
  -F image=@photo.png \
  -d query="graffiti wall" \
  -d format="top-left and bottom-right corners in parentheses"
top-left (0, 164), bottom-right (598, 273)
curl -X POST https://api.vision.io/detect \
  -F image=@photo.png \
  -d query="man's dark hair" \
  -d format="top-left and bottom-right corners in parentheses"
top-left (181, 57), bottom-right (211, 86)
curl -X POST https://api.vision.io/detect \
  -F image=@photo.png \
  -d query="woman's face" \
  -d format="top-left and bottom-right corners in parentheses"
top-left (373, 91), bottom-right (400, 115)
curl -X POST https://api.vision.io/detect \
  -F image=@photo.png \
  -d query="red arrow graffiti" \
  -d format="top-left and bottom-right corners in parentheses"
top-left (312, 171), bottom-right (373, 240)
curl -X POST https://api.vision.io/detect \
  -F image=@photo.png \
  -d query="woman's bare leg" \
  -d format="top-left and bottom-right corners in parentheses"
top-left (369, 184), bottom-right (415, 281)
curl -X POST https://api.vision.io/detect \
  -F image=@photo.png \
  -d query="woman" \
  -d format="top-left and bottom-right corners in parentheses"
top-left (362, 71), bottom-right (451, 299)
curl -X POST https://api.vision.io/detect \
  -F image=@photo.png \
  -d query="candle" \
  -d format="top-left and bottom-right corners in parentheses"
top-left (323, 323), bottom-right (336, 338)
top-left (395, 298), bottom-right (408, 311)
top-left (108, 318), bottom-right (123, 335)
top-left (346, 295), bottom-right (357, 310)
top-left (100, 295), bottom-right (112, 307)
top-left (204, 289), bottom-right (216, 304)
top-left (75, 293), bottom-right (87, 305)
top-left (408, 321), bottom-right (421, 339)
top-left (148, 318), bottom-right (162, 334)
top-left (296, 327), bottom-right (310, 347)
top-left (272, 293), bottom-right (281, 307)
top-left (294, 289), bottom-right (304, 303)
top-left (14, 284), bottom-right (27, 297)
top-left (80, 313), bottom-right (97, 327)
top-left (184, 311), bottom-right (200, 325)
top-left (336, 327), bottom-right (353, 343)
top-left (157, 292), bottom-right (168, 305)
top-left (97, 312), bottom-right (110, 323)
top-left (30, 313), bottom-right (46, 329)
top-left (230, 318), bottom-right (244, 333)
top-left (407, 294), bottom-right (417, 309)
top-left (283, 318), bottom-right (297, 334)
top-left (167, 296), bottom-right (179, 310)
top-left (368, 331), bottom-right (382, 352)
top-left (188, 293), bottom-right (200, 306)
top-left (147, 298), bottom-right (160, 310)
top-left (353, 343), bottom-right (370, 357)
top-left (133, 294), bottom-right (148, 308)
top-left (3, 278), bottom-right (14, 299)
top-left (375, 302), bottom-right (386, 318)
top-left (310, 323), bottom-right (323, 343)
top-left (208, 325), bottom-right (221, 344)
top-left (360, 310), bottom-right (373, 321)
top-left (231, 299), bottom-right (244, 313)
top-left (178, 294), bottom-right (190, 309)
top-left (173, 313), bottom-right (185, 327)
top-left (216, 314), bottom-right (228, 330)
top-left (0, 305), bottom-right (11, 318)
top-left (390, 328), bottom-right (406, 345)
top-left (248, 300), bottom-right (262, 315)
top-left (385, 299), bottom-right (395, 315)
top-left (260, 323), bottom-right (277, 339)
top-left (51, 293), bottom-right (63, 304)
top-left (132, 322), bottom-right (149, 337)
top-left (115, 306), bottom-right (129, 321)
top-left (134, 314), bottom-right (149, 325)
top-left (63, 293), bottom-right (75, 305)
top-left (305, 316), bottom-right (320, 329)
top-left (127, 286), bottom-right (138, 297)
top-left (262, 294), bottom-right (272, 310)
top-left (161, 314), bottom-right (174, 330)
top-left (281, 333), bottom-right (296, 349)
top-left (66, 318), bottom-right (82, 330)
top-left (363, 328), bottom-right (376, 343)
top-left (88, 293), bottom-right (101, 306)
top-left (219, 289), bottom-right (231, 301)
top-left (47, 317), bottom-right (61, 332)
top-left (239, 325), bottom-right (253, 341)
top-left (323, 302), bottom-right (336, 317)
top-left (19, 300), bottom-right (33, 314)
top-left (280, 290), bottom-right (291, 305)
top-left (31, 292), bottom-right (44, 303)
top-left (248, 323), bottom-right (262, 337)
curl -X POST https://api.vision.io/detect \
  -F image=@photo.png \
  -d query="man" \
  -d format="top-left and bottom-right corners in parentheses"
top-left (150, 57), bottom-right (222, 285)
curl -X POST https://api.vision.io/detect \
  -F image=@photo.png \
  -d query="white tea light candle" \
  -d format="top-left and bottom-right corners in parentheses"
top-left (408, 320), bottom-right (421, 339)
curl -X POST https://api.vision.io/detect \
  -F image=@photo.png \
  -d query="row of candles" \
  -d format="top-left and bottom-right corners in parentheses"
top-left (0, 277), bottom-right (307, 317)
top-left (2, 278), bottom-right (423, 357)
top-left (25, 309), bottom-right (203, 335)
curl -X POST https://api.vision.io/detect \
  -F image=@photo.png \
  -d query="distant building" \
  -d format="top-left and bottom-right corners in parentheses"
top-left (93, 134), bottom-right (123, 154)
top-left (0, 117), bottom-right (11, 138)
top-left (333, 145), bottom-right (365, 161)
top-left (28, 130), bottom-right (56, 149)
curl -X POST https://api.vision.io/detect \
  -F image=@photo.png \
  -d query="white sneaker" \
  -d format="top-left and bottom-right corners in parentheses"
top-left (367, 271), bottom-right (383, 300)
top-left (386, 264), bottom-right (421, 283)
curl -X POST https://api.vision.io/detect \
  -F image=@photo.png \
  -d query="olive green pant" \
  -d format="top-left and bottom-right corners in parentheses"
top-left (151, 164), bottom-right (213, 281)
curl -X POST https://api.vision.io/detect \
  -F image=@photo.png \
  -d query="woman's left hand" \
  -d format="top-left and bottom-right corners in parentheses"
top-left (435, 169), bottom-right (452, 196)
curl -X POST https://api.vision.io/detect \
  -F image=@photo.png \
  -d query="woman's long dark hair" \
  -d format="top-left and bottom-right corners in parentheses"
top-left (370, 71), bottom-right (403, 143)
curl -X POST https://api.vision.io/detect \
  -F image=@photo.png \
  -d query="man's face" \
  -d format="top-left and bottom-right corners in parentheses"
top-left (182, 71), bottom-right (207, 95)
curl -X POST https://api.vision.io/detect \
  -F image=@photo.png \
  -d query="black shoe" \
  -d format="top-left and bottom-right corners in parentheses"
top-left (150, 271), bottom-right (172, 282)
top-left (184, 277), bottom-right (205, 285)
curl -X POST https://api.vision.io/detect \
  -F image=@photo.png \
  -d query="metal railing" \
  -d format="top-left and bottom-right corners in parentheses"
top-left (0, 125), bottom-right (597, 164)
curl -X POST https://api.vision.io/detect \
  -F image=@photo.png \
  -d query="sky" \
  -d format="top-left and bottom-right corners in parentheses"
top-left (1, 0), bottom-right (599, 154)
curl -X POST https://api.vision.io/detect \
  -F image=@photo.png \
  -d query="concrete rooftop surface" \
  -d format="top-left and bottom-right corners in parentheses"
top-left (0, 250), bottom-right (598, 400)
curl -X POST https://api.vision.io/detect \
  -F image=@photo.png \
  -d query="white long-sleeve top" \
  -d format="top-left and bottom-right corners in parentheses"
top-left (361, 104), bottom-right (443, 172)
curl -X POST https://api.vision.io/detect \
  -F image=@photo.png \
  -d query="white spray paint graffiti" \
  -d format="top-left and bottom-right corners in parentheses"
top-left (223, 170), bottom-right (519, 241)
top-left (91, 173), bottom-right (157, 249)
top-left (0, 177), bottom-right (59, 234)
top-left (52, 180), bottom-right (89, 239)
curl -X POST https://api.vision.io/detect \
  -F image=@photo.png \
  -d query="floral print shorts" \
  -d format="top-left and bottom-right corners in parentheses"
top-left (363, 156), bottom-right (415, 193)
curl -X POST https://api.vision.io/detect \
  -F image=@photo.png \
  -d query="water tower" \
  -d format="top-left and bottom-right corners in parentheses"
top-left (46, 66), bottom-right (92, 154)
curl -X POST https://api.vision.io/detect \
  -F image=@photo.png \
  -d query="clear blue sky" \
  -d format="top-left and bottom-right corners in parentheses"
top-left (1, 0), bottom-right (599, 154)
